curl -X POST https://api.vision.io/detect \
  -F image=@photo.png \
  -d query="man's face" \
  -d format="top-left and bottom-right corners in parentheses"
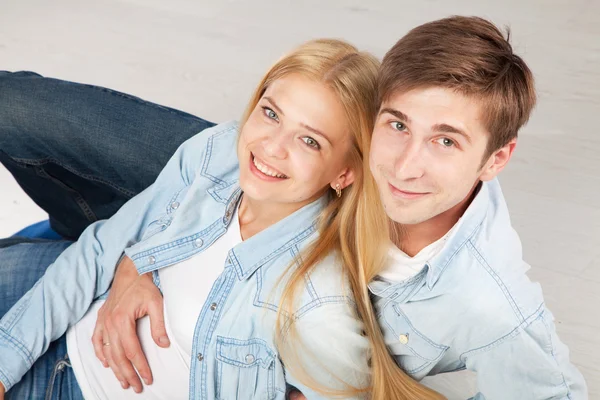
top-left (369, 87), bottom-right (513, 226)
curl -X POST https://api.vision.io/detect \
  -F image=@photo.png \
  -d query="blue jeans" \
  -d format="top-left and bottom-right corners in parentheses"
top-left (0, 71), bottom-right (215, 398)
top-left (0, 238), bottom-right (83, 399)
top-left (0, 71), bottom-right (215, 239)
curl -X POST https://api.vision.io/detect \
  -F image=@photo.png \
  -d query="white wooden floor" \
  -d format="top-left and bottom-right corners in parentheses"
top-left (1, 1), bottom-right (598, 398)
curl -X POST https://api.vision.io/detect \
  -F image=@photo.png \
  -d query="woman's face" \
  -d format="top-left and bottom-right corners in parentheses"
top-left (238, 74), bottom-right (355, 208)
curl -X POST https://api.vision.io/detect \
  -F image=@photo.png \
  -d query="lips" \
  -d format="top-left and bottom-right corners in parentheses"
top-left (251, 153), bottom-right (288, 179)
top-left (388, 183), bottom-right (429, 199)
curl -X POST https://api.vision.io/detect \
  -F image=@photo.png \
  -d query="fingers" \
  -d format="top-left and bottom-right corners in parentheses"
top-left (102, 330), bottom-right (130, 390)
top-left (105, 315), bottom-right (143, 393)
top-left (92, 307), bottom-right (109, 367)
top-left (120, 321), bottom-right (153, 386)
top-left (147, 297), bottom-right (170, 348)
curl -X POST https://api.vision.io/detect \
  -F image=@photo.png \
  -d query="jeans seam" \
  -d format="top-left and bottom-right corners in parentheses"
top-left (82, 84), bottom-right (205, 120)
top-left (8, 155), bottom-right (137, 198)
top-left (34, 166), bottom-right (98, 223)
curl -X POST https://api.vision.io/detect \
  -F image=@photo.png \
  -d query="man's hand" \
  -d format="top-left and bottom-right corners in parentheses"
top-left (289, 390), bottom-right (306, 400)
top-left (0, 382), bottom-right (5, 400)
top-left (91, 256), bottom-right (169, 393)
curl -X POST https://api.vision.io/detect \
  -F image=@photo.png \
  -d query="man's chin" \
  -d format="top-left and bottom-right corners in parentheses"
top-left (382, 203), bottom-right (426, 225)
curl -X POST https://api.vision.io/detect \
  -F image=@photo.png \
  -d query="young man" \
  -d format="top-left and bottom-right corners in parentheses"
top-left (365, 16), bottom-right (587, 399)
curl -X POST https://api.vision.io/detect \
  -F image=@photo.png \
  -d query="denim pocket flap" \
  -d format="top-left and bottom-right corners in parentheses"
top-left (384, 304), bottom-right (448, 363)
top-left (216, 336), bottom-right (276, 369)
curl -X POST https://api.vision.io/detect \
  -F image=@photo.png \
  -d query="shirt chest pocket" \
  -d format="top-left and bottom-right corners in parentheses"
top-left (215, 336), bottom-right (283, 400)
top-left (382, 303), bottom-right (449, 378)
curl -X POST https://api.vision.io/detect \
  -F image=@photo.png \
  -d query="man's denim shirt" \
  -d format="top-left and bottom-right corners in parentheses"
top-left (371, 179), bottom-right (588, 399)
top-left (0, 121), bottom-right (370, 399)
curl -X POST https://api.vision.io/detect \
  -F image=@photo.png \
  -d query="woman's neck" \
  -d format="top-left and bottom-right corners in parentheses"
top-left (238, 195), bottom-right (316, 240)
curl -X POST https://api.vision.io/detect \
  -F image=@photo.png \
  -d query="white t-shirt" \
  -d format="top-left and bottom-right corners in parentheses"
top-left (378, 219), bottom-right (462, 283)
top-left (67, 208), bottom-right (242, 399)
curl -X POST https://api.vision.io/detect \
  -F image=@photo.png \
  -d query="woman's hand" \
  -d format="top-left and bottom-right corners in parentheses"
top-left (91, 256), bottom-right (169, 393)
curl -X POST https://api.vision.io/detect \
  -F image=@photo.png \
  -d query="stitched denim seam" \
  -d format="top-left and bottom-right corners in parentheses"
top-left (391, 305), bottom-right (450, 353)
top-left (466, 240), bottom-right (525, 321)
top-left (459, 302), bottom-right (545, 362)
top-left (404, 360), bottom-right (431, 375)
top-left (540, 310), bottom-right (572, 398)
top-left (0, 328), bottom-right (33, 369)
top-left (294, 296), bottom-right (354, 319)
top-left (44, 356), bottom-right (70, 400)
top-left (0, 367), bottom-right (11, 391)
top-left (83, 84), bottom-right (208, 120)
top-left (253, 270), bottom-right (281, 313)
top-left (8, 155), bottom-right (137, 198)
top-left (200, 270), bottom-right (236, 399)
top-left (291, 245), bottom-right (318, 302)
top-left (165, 188), bottom-right (186, 214)
top-left (216, 341), bottom-right (275, 368)
top-left (215, 336), bottom-right (277, 397)
top-left (1, 279), bottom-right (43, 329)
top-left (215, 360), bottom-right (223, 399)
top-left (200, 127), bottom-right (237, 188)
top-left (131, 219), bottom-right (220, 259)
top-left (233, 224), bottom-right (317, 280)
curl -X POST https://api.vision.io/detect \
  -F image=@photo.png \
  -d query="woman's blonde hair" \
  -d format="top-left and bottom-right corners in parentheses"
top-left (241, 39), bottom-right (444, 400)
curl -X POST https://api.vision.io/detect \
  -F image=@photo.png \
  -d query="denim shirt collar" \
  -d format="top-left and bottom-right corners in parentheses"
top-left (370, 179), bottom-right (495, 297)
top-left (424, 180), bottom-right (491, 288)
top-left (229, 195), bottom-right (327, 280)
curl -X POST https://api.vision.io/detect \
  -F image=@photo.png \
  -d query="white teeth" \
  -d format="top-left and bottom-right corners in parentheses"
top-left (253, 156), bottom-right (287, 178)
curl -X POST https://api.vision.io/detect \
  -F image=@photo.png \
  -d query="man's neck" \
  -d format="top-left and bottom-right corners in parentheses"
top-left (393, 183), bottom-right (480, 257)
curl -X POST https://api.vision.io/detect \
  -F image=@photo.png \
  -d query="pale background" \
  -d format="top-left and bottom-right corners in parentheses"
top-left (1, 0), bottom-right (598, 398)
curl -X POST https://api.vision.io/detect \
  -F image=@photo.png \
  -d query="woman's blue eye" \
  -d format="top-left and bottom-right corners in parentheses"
top-left (301, 136), bottom-right (321, 150)
top-left (262, 107), bottom-right (279, 121)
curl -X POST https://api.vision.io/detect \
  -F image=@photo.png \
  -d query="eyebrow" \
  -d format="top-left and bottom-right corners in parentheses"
top-left (263, 96), bottom-right (332, 145)
top-left (379, 107), bottom-right (411, 123)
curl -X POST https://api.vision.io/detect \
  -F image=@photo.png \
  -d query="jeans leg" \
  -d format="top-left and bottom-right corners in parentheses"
top-left (0, 71), bottom-right (216, 239)
top-left (0, 237), bottom-right (73, 317)
top-left (5, 335), bottom-right (84, 400)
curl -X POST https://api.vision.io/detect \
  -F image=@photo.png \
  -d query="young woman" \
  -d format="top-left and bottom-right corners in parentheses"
top-left (0, 40), bottom-right (443, 399)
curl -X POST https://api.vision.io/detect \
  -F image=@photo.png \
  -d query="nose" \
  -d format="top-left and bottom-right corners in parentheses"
top-left (393, 140), bottom-right (425, 180)
top-left (262, 129), bottom-right (289, 160)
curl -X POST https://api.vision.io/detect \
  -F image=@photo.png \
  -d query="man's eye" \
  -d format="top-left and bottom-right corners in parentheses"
top-left (390, 121), bottom-right (406, 131)
top-left (262, 107), bottom-right (279, 121)
top-left (301, 136), bottom-right (321, 150)
top-left (435, 137), bottom-right (455, 147)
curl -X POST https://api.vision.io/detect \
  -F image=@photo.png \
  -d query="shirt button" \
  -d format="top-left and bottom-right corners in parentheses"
top-left (210, 303), bottom-right (217, 311)
top-left (194, 238), bottom-right (204, 248)
top-left (148, 256), bottom-right (156, 265)
top-left (170, 201), bottom-right (180, 210)
top-left (197, 353), bottom-right (204, 361)
top-left (245, 354), bottom-right (255, 364)
top-left (399, 334), bottom-right (409, 345)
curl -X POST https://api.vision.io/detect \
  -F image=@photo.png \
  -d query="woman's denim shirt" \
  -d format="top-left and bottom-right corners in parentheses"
top-left (0, 121), bottom-right (370, 399)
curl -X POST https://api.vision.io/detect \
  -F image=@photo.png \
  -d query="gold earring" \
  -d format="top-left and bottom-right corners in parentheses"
top-left (335, 184), bottom-right (342, 198)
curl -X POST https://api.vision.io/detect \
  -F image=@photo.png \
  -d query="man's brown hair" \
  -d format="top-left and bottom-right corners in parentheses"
top-left (379, 16), bottom-right (537, 159)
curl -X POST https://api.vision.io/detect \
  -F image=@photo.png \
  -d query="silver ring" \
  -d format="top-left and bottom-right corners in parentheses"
top-left (103, 342), bottom-right (111, 346)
